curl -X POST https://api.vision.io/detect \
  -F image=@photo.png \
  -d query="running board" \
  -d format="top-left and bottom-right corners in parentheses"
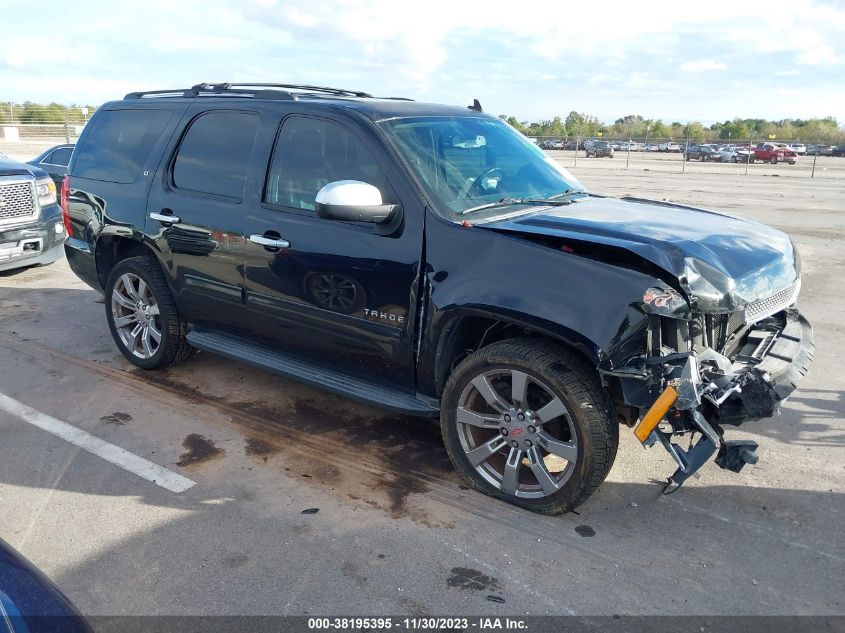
top-left (186, 329), bottom-right (440, 417)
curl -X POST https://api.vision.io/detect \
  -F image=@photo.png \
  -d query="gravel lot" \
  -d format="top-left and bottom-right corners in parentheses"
top-left (0, 160), bottom-right (843, 618)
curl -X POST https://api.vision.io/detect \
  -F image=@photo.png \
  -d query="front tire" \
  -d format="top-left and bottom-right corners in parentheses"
top-left (440, 339), bottom-right (618, 514)
top-left (105, 256), bottom-right (193, 370)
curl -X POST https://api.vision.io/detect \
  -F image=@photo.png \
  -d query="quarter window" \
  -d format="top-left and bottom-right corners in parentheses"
top-left (265, 116), bottom-right (394, 211)
top-left (73, 109), bottom-right (172, 183)
top-left (173, 111), bottom-right (259, 199)
top-left (49, 147), bottom-right (72, 166)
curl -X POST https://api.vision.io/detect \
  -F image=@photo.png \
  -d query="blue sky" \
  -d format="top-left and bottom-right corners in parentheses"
top-left (2, 0), bottom-right (844, 125)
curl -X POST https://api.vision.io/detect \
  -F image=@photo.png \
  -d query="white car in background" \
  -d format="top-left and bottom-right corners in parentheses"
top-left (718, 145), bottom-right (754, 163)
top-left (789, 143), bottom-right (806, 156)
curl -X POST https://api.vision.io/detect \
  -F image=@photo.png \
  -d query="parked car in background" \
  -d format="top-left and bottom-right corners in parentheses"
top-left (789, 143), bottom-right (806, 156)
top-left (619, 141), bottom-right (640, 151)
top-left (684, 144), bottom-right (719, 161)
top-left (644, 144), bottom-right (660, 152)
top-left (718, 146), bottom-right (753, 163)
top-left (1, 153), bottom-right (65, 272)
top-left (27, 144), bottom-right (74, 190)
top-left (659, 142), bottom-right (681, 152)
top-left (585, 140), bottom-right (614, 158)
top-left (807, 144), bottom-right (833, 156)
top-left (753, 142), bottom-right (797, 164)
top-left (0, 537), bottom-right (93, 632)
top-left (832, 145), bottom-right (845, 157)
top-left (609, 141), bottom-right (621, 150)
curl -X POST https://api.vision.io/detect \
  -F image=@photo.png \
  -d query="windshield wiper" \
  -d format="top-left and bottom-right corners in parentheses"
top-left (460, 192), bottom-right (580, 216)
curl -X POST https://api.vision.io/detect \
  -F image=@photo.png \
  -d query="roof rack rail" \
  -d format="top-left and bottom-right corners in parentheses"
top-left (124, 82), bottom-right (375, 101)
top-left (222, 83), bottom-right (374, 98)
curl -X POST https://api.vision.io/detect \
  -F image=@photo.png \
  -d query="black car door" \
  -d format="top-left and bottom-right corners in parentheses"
top-left (146, 105), bottom-right (260, 331)
top-left (242, 112), bottom-right (424, 388)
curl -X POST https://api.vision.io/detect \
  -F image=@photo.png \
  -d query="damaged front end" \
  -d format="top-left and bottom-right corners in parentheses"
top-left (602, 277), bottom-right (814, 493)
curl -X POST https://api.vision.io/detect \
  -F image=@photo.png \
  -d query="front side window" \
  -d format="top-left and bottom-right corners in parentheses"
top-left (73, 109), bottom-right (172, 183)
top-left (378, 116), bottom-right (583, 222)
top-left (265, 116), bottom-right (395, 211)
top-left (172, 111), bottom-right (259, 199)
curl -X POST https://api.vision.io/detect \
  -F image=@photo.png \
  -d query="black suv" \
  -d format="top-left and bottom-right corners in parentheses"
top-left (584, 140), bottom-right (613, 158)
top-left (1, 154), bottom-right (65, 272)
top-left (63, 83), bottom-right (813, 513)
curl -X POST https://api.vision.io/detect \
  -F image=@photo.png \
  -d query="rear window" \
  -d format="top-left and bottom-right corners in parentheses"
top-left (73, 109), bottom-right (172, 183)
top-left (172, 111), bottom-right (259, 200)
top-left (48, 147), bottom-right (72, 166)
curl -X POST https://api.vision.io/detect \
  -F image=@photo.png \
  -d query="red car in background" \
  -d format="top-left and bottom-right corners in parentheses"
top-left (752, 142), bottom-right (797, 164)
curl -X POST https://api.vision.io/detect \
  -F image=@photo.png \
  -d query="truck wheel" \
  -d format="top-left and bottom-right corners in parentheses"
top-left (104, 256), bottom-right (193, 370)
top-left (770, 156), bottom-right (778, 164)
top-left (440, 339), bottom-right (617, 514)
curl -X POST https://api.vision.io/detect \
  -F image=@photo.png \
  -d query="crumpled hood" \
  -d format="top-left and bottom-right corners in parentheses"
top-left (485, 195), bottom-right (799, 313)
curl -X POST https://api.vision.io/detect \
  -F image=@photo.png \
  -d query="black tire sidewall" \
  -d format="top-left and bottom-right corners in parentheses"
top-left (104, 258), bottom-right (176, 370)
top-left (441, 352), bottom-right (597, 513)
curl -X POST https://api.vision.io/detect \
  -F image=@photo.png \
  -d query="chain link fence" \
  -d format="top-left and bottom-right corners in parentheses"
top-left (0, 103), bottom-right (96, 161)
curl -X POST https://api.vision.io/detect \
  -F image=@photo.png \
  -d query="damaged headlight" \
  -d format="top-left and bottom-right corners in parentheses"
top-left (642, 286), bottom-right (691, 319)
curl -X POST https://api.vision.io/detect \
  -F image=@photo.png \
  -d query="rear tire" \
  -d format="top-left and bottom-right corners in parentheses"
top-left (104, 256), bottom-right (193, 370)
top-left (770, 156), bottom-right (778, 164)
top-left (440, 338), bottom-right (618, 514)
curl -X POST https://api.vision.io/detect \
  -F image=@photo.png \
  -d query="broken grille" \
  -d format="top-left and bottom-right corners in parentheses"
top-left (0, 178), bottom-right (36, 224)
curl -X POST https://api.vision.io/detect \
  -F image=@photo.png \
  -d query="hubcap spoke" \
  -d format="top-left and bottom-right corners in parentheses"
top-left (147, 322), bottom-right (162, 343)
top-left (501, 447), bottom-right (522, 495)
top-left (112, 289), bottom-right (135, 310)
top-left (471, 375), bottom-right (510, 412)
top-left (536, 431), bottom-right (577, 462)
top-left (535, 396), bottom-right (567, 424)
top-left (113, 314), bottom-right (137, 328)
top-left (510, 370), bottom-right (529, 406)
top-left (527, 446), bottom-right (560, 495)
top-left (121, 274), bottom-right (141, 301)
top-left (456, 406), bottom-right (501, 428)
top-left (136, 278), bottom-right (148, 301)
top-left (466, 434), bottom-right (507, 467)
top-left (141, 327), bottom-right (154, 356)
top-left (147, 303), bottom-right (160, 317)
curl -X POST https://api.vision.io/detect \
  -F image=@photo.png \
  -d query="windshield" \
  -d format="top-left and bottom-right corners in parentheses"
top-left (378, 116), bottom-right (585, 221)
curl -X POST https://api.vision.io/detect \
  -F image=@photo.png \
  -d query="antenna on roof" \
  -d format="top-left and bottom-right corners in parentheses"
top-left (467, 99), bottom-right (483, 112)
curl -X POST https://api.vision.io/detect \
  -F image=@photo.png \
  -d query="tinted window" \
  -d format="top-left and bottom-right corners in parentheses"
top-left (73, 109), bottom-right (172, 183)
top-left (48, 147), bottom-right (72, 166)
top-left (172, 111), bottom-right (258, 199)
top-left (39, 151), bottom-right (55, 164)
top-left (265, 116), bottom-right (395, 211)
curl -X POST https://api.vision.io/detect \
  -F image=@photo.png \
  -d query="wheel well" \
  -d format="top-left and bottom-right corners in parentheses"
top-left (95, 236), bottom-right (155, 288)
top-left (433, 315), bottom-right (636, 426)
top-left (434, 316), bottom-right (595, 395)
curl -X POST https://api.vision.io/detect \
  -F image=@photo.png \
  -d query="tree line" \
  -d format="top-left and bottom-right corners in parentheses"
top-left (0, 102), bottom-right (95, 125)
top-left (500, 111), bottom-right (845, 143)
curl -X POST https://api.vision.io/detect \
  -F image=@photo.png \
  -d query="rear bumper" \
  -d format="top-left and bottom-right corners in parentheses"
top-left (64, 236), bottom-right (102, 292)
top-left (717, 308), bottom-right (814, 425)
top-left (0, 205), bottom-right (65, 272)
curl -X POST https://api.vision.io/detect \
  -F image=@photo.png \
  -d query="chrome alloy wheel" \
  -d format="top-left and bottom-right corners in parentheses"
top-left (456, 369), bottom-right (578, 499)
top-left (110, 273), bottom-right (162, 359)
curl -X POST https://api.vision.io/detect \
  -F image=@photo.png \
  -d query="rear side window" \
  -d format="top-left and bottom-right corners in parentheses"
top-left (172, 111), bottom-right (258, 200)
top-left (73, 109), bottom-right (172, 183)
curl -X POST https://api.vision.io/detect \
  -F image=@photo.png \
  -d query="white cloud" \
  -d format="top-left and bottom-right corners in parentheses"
top-left (680, 59), bottom-right (728, 72)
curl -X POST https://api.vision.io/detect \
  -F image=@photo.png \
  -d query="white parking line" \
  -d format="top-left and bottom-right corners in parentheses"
top-left (0, 393), bottom-right (196, 494)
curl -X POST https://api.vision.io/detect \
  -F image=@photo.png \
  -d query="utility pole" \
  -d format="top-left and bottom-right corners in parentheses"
top-left (811, 127), bottom-right (821, 179)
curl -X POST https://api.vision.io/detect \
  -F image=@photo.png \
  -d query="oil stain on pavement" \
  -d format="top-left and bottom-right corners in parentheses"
top-left (446, 567), bottom-right (502, 592)
top-left (177, 433), bottom-right (223, 467)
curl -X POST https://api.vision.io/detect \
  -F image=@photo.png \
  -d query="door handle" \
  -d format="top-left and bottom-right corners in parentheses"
top-left (150, 210), bottom-right (181, 224)
top-left (249, 234), bottom-right (290, 249)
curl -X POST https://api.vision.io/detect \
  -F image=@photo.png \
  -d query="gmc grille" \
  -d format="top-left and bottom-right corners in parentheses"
top-left (0, 178), bottom-right (37, 224)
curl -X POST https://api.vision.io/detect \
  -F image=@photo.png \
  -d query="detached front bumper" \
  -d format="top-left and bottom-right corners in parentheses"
top-left (717, 309), bottom-right (814, 425)
top-left (634, 308), bottom-right (813, 490)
